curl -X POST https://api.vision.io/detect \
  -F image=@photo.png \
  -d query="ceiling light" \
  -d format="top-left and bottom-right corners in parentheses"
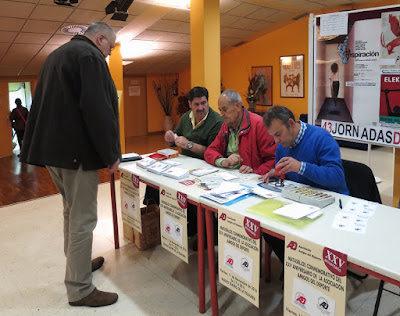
top-left (54, 0), bottom-right (78, 6)
top-left (61, 25), bottom-right (88, 35)
top-left (105, 0), bottom-right (134, 22)
top-left (120, 40), bottom-right (157, 59)
top-left (136, 0), bottom-right (190, 10)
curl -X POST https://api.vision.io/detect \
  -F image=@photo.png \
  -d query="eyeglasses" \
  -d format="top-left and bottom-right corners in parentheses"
top-left (104, 36), bottom-right (115, 51)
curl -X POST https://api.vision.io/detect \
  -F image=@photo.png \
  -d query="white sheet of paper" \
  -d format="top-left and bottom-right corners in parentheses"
top-left (251, 186), bottom-right (279, 199)
top-left (273, 203), bottom-right (320, 220)
top-left (212, 182), bottom-right (245, 196)
top-left (218, 172), bottom-right (239, 181)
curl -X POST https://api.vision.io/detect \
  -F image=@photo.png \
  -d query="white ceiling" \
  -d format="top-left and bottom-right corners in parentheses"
top-left (0, 0), bottom-right (380, 76)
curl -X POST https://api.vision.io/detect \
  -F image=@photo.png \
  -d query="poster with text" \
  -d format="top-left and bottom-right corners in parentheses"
top-left (159, 186), bottom-right (188, 263)
top-left (314, 13), bottom-right (381, 126)
top-left (120, 171), bottom-right (142, 233)
top-left (218, 208), bottom-right (260, 307)
top-left (284, 233), bottom-right (347, 316)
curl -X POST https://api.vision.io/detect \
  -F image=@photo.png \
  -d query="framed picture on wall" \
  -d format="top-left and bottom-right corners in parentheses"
top-left (251, 66), bottom-right (273, 106)
top-left (280, 55), bottom-right (304, 98)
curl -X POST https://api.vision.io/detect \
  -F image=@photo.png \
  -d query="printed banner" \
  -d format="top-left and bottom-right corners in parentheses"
top-left (120, 171), bottom-right (142, 233)
top-left (218, 208), bottom-right (260, 307)
top-left (159, 186), bottom-right (188, 263)
top-left (322, 119), bottom-right (400, 147)
top-left (284, 234), bottom-right (347, 316)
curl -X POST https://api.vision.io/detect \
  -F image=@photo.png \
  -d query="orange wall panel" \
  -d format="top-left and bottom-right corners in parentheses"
top-left (221, 18), bottom-right (309, 120)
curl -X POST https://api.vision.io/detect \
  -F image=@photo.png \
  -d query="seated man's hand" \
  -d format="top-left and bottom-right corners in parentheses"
top-left (259, 169), bottom-right (275, 183)
top-left (165, 130), bottom-right (175, 143)
top-left (276, 157), bottom-right (301, 174)
top-left (175, 136), bottom-right (189, 149)
top-left (221, 154), bottom-right (242, 168)
top-left (239, 165), bottom-right (253, 174)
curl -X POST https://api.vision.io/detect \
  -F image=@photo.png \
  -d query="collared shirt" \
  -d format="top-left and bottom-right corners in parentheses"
top-left (189, 110), bottom-right (209, 129)
top-left (293, 121), bottom-right (307, 175)
top-left (215, 115), bottom-right (243, 169)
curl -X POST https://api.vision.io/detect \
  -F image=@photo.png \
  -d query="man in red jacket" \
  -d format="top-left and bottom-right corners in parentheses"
top-left (204, 89), bottom-right (276, 174)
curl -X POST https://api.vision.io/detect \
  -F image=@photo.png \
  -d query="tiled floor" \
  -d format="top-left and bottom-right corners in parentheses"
top-left (1, 177), bottom-right (399, 315)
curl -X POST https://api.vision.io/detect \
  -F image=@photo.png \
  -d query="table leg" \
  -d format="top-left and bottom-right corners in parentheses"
top-left (198, 205), bottom-right (205, 313)
top-left (205, 208), bottom-right (218, 316)
top-left (110, 173), bottom-right (120, 249)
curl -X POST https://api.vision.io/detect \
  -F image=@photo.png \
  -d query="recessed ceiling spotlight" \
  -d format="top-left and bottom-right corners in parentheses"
top-left (61, 25), bottom-right (88, 36)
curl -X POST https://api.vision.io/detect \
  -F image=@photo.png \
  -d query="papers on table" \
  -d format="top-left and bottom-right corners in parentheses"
top-left (157, 148), bottom-right (179, 157)
top-left (272, 203), bottom-right (321, 220)
top-left (137, 157), bottom-right (157, 169)
top-left (218, 172), bottom-right (239, 181)
top-left (121, 152), bottom-right (141, 162)
top-left (162, 166), bottom-right (189, 180)
top-left (147, 162), bottom-right (171, 174)
top-left (332, 198), bottom-right (378, 234)
top-left (190, 167), bottom-right (219, 177)
top-left (162, 159), bottom-right (181, 166)
top-left (251, 186), bottom-right (279, 199)
top-left (200, 176), bottom-right (224, 189)
top-left (201, 181), bottom-right (251, 204)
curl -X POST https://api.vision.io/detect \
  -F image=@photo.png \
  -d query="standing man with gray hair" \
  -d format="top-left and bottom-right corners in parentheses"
top-left (204, 89), bottom-right (276, 175)
top-left (20, 22), bottom-right (120, 307)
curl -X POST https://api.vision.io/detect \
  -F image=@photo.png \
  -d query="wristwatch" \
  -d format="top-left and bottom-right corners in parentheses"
top-left (187, 141), bottom-right (193, 149)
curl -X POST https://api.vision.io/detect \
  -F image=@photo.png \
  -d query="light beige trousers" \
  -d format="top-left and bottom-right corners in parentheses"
top-left (47, 165), bottom-right (99, 302)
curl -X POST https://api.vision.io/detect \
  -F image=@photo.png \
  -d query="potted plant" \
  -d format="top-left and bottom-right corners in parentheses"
top-left (176, 92), bottom-right (189, 117)
top-left (245, 72), bottom-right (268, 112)
top-left (152, 75), bottom-right (175, 131)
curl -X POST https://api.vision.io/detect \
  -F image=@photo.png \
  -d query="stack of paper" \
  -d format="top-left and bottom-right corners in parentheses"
top-left (147, 162), bottom-right (171, 174)
top-left (121, 152), bottom-right (141, 162)
top-left (157, 148), bottom-right (179, 158)
top-left (162, 166), bottom-right (189, 180)
top-left (251, 186), bottom-right (279, 199)
top-left (218, 172), bottom-right (239, 181)
top-left (191, 167), bottom-right (219, 177)
top-left (200, 176), bottom-right (224, 189)
top-left (201, 181), bottom-right (251, 204)
top-left (137, 157), bottom-right (156, 169)
top-left (163, 160), bottom-right (181, 166)
top-left (202, 181), bottom-right (250, 204)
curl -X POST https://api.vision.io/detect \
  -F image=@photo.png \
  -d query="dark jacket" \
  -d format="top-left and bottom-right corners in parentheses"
top-left (204, 107), bottom-right (276, 175)
top-left (20, 35), bottom-right (121, 170)
top-left (9, 106), bottom-right (29, 131)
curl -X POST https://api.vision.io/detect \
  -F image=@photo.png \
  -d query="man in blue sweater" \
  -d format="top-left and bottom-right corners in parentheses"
top-left (260, 105), bottom-right (348, 279)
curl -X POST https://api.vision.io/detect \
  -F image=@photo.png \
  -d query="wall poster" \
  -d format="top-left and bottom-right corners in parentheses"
top-left (280, 55), bottom-right (304, 98)
top-left (314, 5), bottom-right (400, 133)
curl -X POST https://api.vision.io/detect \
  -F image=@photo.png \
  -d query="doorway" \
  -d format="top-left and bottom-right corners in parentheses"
top-left (9, 82), bottom-right (32, 155)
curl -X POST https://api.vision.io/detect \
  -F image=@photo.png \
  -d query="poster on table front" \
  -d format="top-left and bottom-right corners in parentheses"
top-left (159, 185), bottom-right (188, 263)
top-left (120, 171), bottom-right (142, 233)
top-left (218, 208), bottom-right (260, 307)
top-left (284, 233), bottom-right (347, 316)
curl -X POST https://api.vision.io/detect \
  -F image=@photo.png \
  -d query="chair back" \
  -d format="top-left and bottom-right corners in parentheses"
top-left (341, 159), bottom-right (382, 203)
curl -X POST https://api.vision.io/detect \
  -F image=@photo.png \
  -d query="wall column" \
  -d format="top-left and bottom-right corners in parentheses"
top-left (108, 43), bottom-right (126, 154)
top-left (190, 0), bottom-right (220, 110)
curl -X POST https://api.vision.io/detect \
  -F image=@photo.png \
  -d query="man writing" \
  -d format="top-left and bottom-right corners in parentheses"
top-left (204, 89), bottom-right (276, 174)
top-left (20, 22), bottom-right (120, 307)
top-left (261, 105), bottom-right (348, 276)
